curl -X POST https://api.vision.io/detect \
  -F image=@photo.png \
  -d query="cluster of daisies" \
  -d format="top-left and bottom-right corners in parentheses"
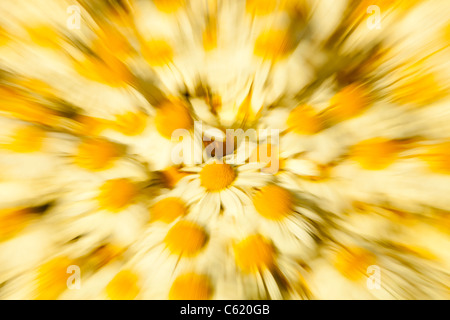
top-left (0, 0), bottom-right (449, 299)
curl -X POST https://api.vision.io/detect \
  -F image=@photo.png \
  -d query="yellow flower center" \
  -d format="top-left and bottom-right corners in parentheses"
top-left (75, 138), bottom-right (122, 171)
top-left (16, 78), bottom-right (54, 99)
top-left (26, 24), bottom-right (60, 48)
top-left (113, 111), bottom-right (148, 136)
top-left (3, 125), bottom-right (46, 153)
top-left (97, 25), bottom-right (132, 60)
top-left (106, 270), bottom-right (140, 300)
top-left (333, 246), bottom-right (376, 282)
top-left (36, 256), bottom-right (73, 300)
top-left (169, 273), bottom-right (212, 300)
top-left (155, 100), bottom-right (193, 139)
top-left (350, 137), bottom-right (400, 170)
top-left (164, 220), bottom-right (208, 257)
top-left (0, 92), bottom-right (58, 126)
top-left (0, 26), bottom-right (10, 46)
top-left (420, 142), bottom-right (450, 174)
top-left (246, 0), bottom-right (278, 16)
top-left (0, 208), bottom-right (33, 241)
top-left (151, 197), bottom-right (187, 223)
top-left (153, 0), bottom-right (185, 13)
top-left (394, 72), bottom-right (443, 106)
top-left (73, 115), bottom-right (108, 136)
top-left (435, 210), bottom-right (450, 234)
top-left (253, 185), bottom-right (293, 220)
top-left (254, 30), bottom-right (292, 61)
top-left (234, 234), bottom-right (275, 273)
top-left (74, 46), bottom-right (132, 87)
top-left (203, 22), bottom-right (218, 51)
top-left (443, 23), bottom-right (450, 43)
top-left (327, 84), bottom-right (369, 122)
top-left (142, 39), bottom-right (174, 67)
top-left (287, 104), bottom-right (322, 135)
top-left (200, 162), bottom-right (235, 192)
top-left (97, 178), bottom-right (138, 212)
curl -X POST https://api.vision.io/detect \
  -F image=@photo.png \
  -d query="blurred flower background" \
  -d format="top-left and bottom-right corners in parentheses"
top-left (0, 0), bottom-right (449, 300)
